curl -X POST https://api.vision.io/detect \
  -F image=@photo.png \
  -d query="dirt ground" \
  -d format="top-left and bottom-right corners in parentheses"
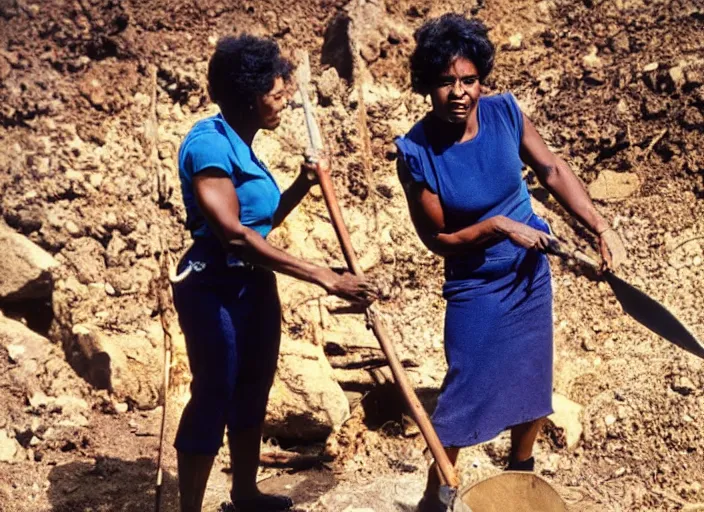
top-left (1, 0), bottom-right (703, 510)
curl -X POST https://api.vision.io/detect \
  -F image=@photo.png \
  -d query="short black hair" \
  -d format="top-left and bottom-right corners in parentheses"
top-left (207, 34), bottom-right (293, 113)
top-left (410, 14), bottom-right (495, 95)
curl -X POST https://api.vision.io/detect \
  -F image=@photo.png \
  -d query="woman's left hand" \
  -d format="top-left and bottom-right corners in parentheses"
top-left (598, 228), bottom-right (627, 272)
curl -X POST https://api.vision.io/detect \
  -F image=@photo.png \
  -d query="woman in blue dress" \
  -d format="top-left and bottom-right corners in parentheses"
top-left (395, 15), bottom-right (627, 510)
top-left (173, 35), bottom-right (374, 512)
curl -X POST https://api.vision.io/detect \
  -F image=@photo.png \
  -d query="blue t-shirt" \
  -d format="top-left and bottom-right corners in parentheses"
top-left (178, 113), bottom-right (281, 239)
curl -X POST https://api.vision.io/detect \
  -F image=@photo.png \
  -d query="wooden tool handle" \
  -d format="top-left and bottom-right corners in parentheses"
top-left (546, 240), bottom-right (601, 269)
top-left (315, 167), bottom-right (460, 489)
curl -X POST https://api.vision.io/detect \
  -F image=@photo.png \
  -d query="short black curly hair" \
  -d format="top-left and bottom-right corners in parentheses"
top-left (410, 14), bottom-right (495, 95)
top-left (207, 34), bottom-right (293, 113)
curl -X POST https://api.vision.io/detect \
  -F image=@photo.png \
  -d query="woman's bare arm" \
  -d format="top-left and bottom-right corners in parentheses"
top-left (193, 168), bottom-right (373, 301)
top-left (519, 113), bottom-right (627, 268)
top-left (396, 159), bottom-right (552, 256)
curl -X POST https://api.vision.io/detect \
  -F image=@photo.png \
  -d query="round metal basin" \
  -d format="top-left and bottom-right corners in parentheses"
top-left (460, 472), bottom-right (567, 512)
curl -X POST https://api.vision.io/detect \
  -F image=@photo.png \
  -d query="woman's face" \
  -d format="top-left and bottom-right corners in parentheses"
top-left (429, 57), bottom-right (481, 124)
top-left (256, 76), bottom-right (287, 130)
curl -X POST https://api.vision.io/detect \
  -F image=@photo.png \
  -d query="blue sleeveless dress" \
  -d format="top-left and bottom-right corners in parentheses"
top-left (395, 93), bottom-right (554, 447)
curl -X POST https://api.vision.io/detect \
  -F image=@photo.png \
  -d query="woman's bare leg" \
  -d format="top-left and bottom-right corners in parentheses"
top-left (420, 447), bottom-right (460, 509)
top-left (178, 451), bottom-right (216, 512)
top-left (508, 418), bottom-right (545, 468)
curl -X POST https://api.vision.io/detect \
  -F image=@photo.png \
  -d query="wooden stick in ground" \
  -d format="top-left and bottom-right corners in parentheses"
top-left (155, 247), bottom-right (174, 512)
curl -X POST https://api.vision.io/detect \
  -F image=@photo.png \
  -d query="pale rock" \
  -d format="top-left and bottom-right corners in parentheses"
top-left (672, 376), bottom-right (696, 396)
top-left (265, 337), bottom-right (350, 440)
top-left (65, 220), bottom-right (81, 236)
top-left (89, 173), bottom-right (104, 188)
top-left (0, 430), bottom-right (20, 463)
top-left (669, 66), bottom-right (686, 89)
top-left (316, 67), bottom-right (341, 105)
top-left (588, 170), bottom-right (640, 201)
top-left (7, 343), bottom-right (26, 363)
top-left (58, 414), bottom-right (89, 428)
top-left (547, 393), bottom-right (584, 450)
top-left (72, 324), bottom-right (161, 408)
top-left (0, 222), bottom-right (58, 300)
top-left (582, 47), bottom-right (603, 70)
top-left (28, 391), bottom-right (50, 409)
top-left (507, 33), bottom-right (523, 50)
top-left (643, 62), bottom-right (659, 72)
top-left (54, 395), bottom-right (89, 414)
top-left (65, 170), bottom-right (82, 181)
top-left (605, 414), bottom-right (617, 426)
top-left (133, 92), bottom-right (151, 108)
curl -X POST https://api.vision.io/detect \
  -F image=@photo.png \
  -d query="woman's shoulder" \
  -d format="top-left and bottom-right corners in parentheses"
top-left (480, 92), bottom-right (523, 138)
top-left (395, 116), bottom-right (430, 151)
top-left (183, 115), bottom-right (228, 145)
top-left (480, 92), bottom-right (521, 111)
top-left (179, 115), bottom-right (234, 160)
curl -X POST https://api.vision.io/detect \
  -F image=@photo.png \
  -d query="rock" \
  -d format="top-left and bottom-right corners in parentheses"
top-left (582, 47), bottom-right (603, 70)
top-left (683, 504), bottom-right (704, 512)
top-left (317, 67), bottom-right (341, 106)
top-left (72, 324), bottom-right (161, 409)
top-left (54, 395), bottom-right (89, 414)
top-left (643, 62), bottom-right (659, 72)
top-left (265, 337), bottom-right (350, 441)
top-left (506, 33), bottom-right (523, 50)
top-left (541, 453), bottom-right (561, 476)
top-left (7, 343), bottom-right (26, 363)
top-left (0, 314), bottom-right (89, 399)
top-left (60, 237), bottom-right (107, 285)
top-left (0, 54), bottom-right (11, 81)
top-left (546, 393), bottom-right (584, 450)
top-left (672, 376), bottom-right (696, 396)
top-left (0, 222), bottom-right (58, 301)
top-left (588, 170), bottom-right (640, 201)
top-left (28, 391), bottom-right (51, 409)
top-left (669, 65), bottom-right (686, 89)
top-left (0, 430), bottom-right (20, 463)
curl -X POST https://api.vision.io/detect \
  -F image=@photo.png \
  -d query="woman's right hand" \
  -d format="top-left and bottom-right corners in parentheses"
top-left (498, 217), bottom-right (555, 251)
top-left (316, 268), bottom-right (377, 304)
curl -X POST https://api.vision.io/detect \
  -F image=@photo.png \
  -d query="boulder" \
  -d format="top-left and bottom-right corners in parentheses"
top-left (72, 324), bottom-right (161, 409)
top-left (546, 393), bottom-right (584, 450)
top-left (265, 337), bottom-right (350, 441)
top-left (0, 222), bottom-right (58, 301)
top-left (588, 170), bottom-right (640, 202)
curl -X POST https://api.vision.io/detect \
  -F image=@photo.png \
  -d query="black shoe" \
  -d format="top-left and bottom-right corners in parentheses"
top-left (506, 456), bottom-right (535, 472)
top-left (219, 494), bottom-right (294, 511)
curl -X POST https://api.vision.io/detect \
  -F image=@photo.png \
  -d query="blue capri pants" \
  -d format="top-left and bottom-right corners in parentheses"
top-left (171, 238), bottom-right (281, 455)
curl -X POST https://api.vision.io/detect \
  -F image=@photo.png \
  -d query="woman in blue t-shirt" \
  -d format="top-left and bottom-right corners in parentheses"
top-left (173, 35), bottom-right (374, 512)
top-left (395, 15), bottom-right (627, 511)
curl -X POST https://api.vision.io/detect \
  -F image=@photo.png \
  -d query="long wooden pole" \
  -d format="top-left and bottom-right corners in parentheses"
top-left (295, 51), bottom-right (460, 490)
top-left (315, 166), bottom-right (460, 490)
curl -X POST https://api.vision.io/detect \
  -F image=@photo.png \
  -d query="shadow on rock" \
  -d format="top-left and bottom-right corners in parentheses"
top-left (47, 456), bottom-right (178, 512)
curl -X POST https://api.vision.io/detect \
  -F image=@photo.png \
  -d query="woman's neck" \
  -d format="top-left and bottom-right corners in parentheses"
top-left (428, 103), bottom-right (480, 144)
top-left (221, 109), bottom-right (258, 146)
top-left (460, 106), bottom-right (480, 143)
